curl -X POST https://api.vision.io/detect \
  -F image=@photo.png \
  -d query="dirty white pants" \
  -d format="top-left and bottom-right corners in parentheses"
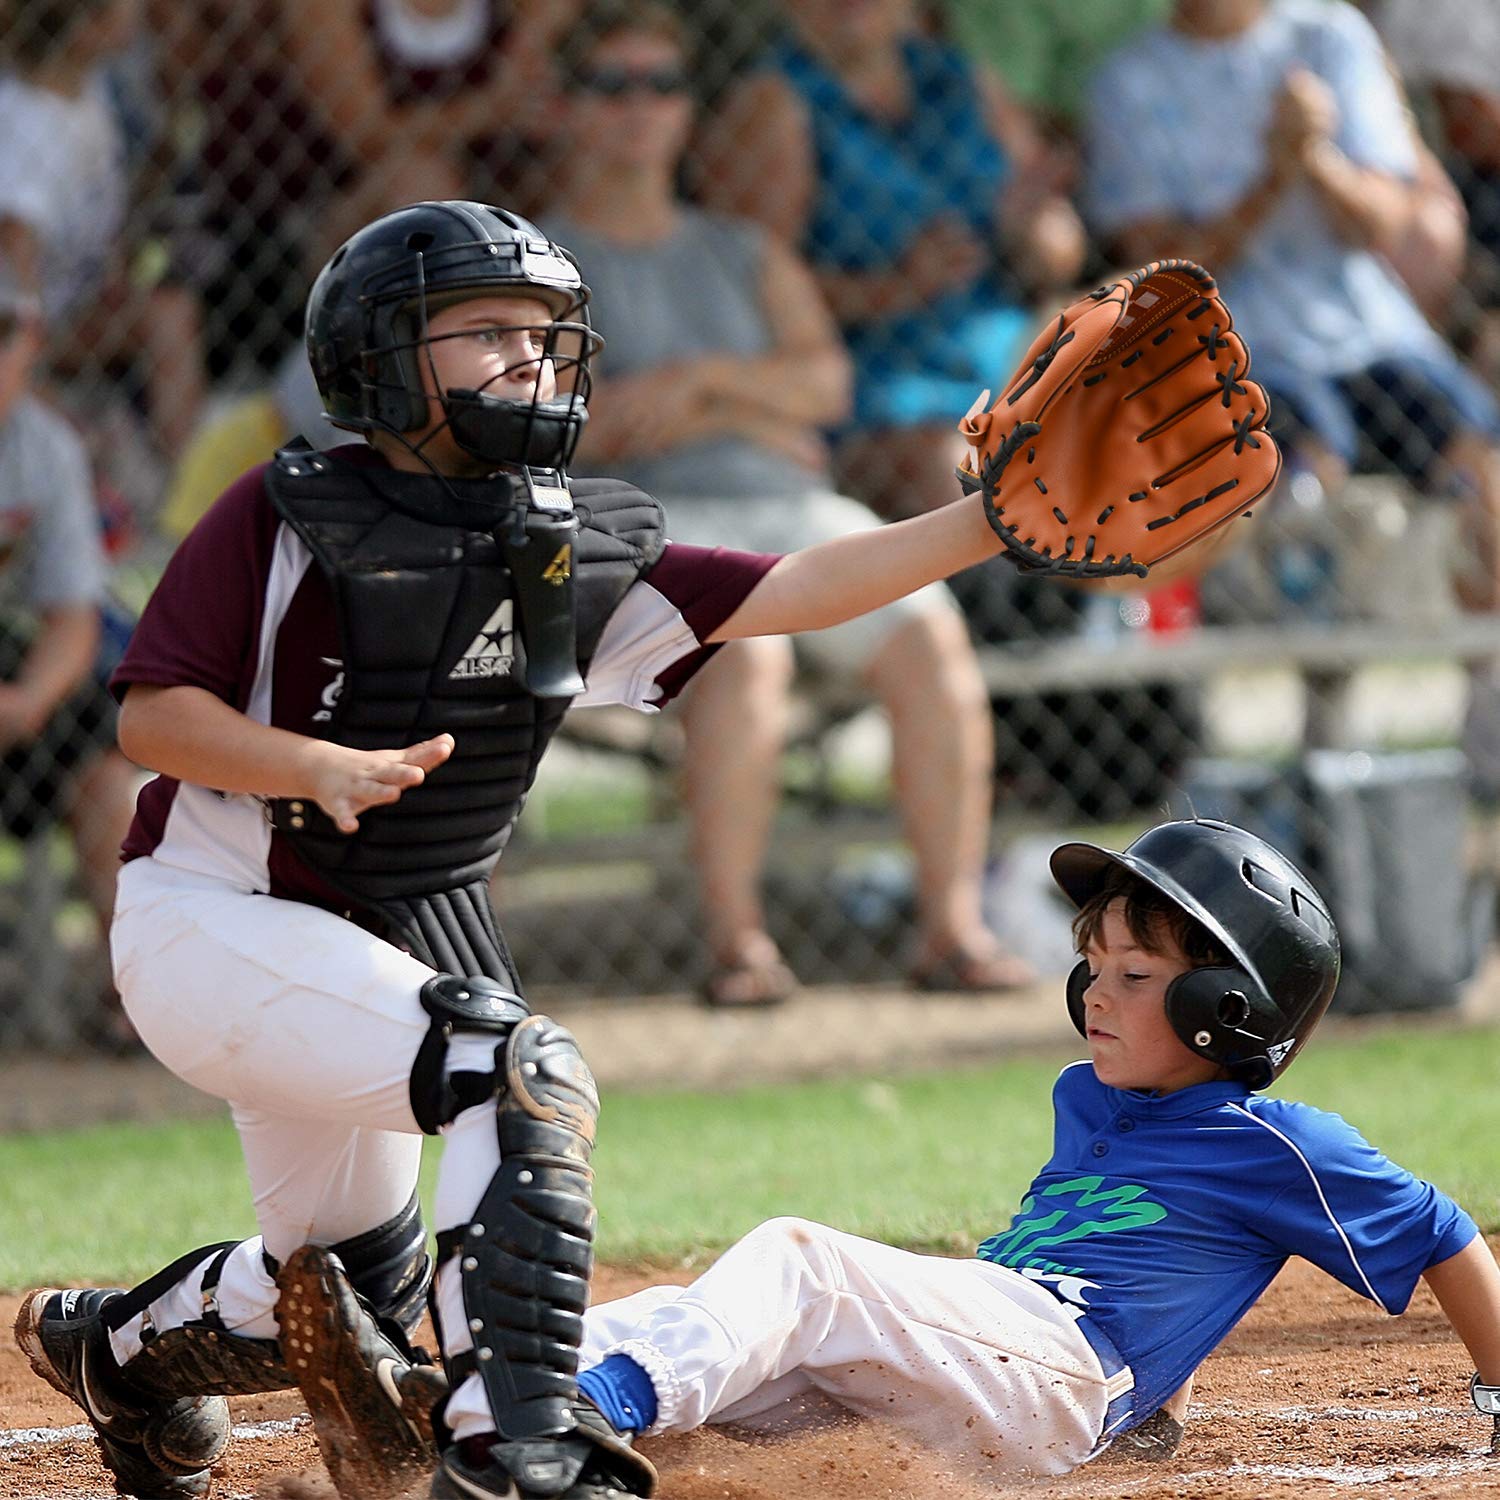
top-left (581, 1217), bottom-right (1132, 1480)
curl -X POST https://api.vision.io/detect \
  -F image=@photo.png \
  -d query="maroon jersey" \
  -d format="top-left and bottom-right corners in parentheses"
top-left (112, 456), bottom-right (778, 911)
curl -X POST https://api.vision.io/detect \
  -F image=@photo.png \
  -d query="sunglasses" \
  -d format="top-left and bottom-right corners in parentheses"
top-left (574, 66), bottom-right (690, 98)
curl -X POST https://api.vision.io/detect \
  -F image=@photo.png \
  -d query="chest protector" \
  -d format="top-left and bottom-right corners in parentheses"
top-left (263, 447), bottom-right (664, 982)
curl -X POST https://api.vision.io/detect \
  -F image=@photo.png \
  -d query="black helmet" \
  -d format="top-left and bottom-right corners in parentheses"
top-left (1051, 819), bottom-right (1340, 1088)
top-left (305, 200), bottom-right (599, 469)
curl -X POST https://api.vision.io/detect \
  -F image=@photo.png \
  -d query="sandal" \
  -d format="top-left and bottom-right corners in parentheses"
top-left (700, 955), bottom-right (797, 1009)
top-left (911, 943), bottom-right (1036, 995)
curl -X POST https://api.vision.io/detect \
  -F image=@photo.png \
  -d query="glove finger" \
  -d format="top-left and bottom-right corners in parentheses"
top-left (1138, 384), bottom-right (1281, 565)
top-left (1143, 362), bottom-right (1275, 494)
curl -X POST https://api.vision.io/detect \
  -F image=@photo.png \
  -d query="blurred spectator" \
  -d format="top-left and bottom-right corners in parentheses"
top-left (0, 272), bottom-right (140, 1047)
top-left (1085, 1), bottom-right (1500, 579)
top-left (694, 0), bottom-right (1087, 523)
top-left (160, 348), bottom-right (327, 541)
top-left (941, 0), bottom-right (1169, 136)
top-left (1084, 0), bottom-right (1500, 789)
top-left (0, 0), bottom-right (206, 460)
top-left (548, 2), bottom-right (1033, 1003)
top-left (1376, 0), bottom-right (1500, 365)
top-left (139, 0), bottom-right (582, 384)
top-left (140, 0), bottom-right (335, 379)
top-left (281, 0), bottom-right (586, 259)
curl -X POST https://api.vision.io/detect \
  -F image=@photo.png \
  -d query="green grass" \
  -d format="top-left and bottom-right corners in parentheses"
top-left (2, 1024), bottom-right (1498, 1288)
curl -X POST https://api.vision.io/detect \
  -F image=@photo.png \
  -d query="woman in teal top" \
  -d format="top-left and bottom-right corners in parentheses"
top-left (698, 0), bottom-right (1085, 519)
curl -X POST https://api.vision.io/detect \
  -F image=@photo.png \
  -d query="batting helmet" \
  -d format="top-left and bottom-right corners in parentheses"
top-left (305, 200), bottom-right (598, 469)
top-left (1051, 819), bottom-right (1341, 1088)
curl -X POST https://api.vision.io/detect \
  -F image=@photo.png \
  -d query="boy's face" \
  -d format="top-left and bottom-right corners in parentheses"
top-left (398, 292), bottom-right (562, 473)
top-left (1079, 899), bottom-right (1225, 1094)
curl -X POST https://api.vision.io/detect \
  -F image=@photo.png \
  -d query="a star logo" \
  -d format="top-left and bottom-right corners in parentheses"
top-left (449, 600), bottom-right (515, 681)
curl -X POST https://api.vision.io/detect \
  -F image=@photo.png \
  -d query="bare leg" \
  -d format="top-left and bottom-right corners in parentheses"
top-left (863, 609), bottom-right (1033, 989)
top-left (679, 637), bottom-right (798, 1004)
top-left (63, 748), bottom-right (138, 937)
top-left (142, 285), bottom-right (209, 460)
top-left (1441, 431), bottom-right (1500, 611)
top-left (1437, 434), bottom-right (1500, 796)
top-left (63, 748), bottom-right (140, 1045)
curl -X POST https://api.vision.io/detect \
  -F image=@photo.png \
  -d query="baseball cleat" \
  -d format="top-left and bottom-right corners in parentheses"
top-left (429, 1397), bottom-right (657, 1499)
top-left (14, 1287), bottom-right (230, 1498)
top-left (275, 1244), bottom-right (449, 1500)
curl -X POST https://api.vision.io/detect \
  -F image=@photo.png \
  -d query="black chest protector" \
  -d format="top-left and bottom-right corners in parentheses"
top-left (263, 447), bottom-right (664, 983)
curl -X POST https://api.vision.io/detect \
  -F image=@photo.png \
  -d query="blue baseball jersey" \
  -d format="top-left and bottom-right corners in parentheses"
top-left (977, 1063), bottom-right (1476, 1425)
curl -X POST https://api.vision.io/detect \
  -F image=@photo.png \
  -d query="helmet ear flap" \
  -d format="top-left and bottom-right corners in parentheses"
top-left (1065, 960), bottom-right (1090, 1038)
top-left (1164, 966), bottom-right (1275, 1088)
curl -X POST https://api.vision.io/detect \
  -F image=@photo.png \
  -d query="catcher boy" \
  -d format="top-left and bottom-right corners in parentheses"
top-left (569, 819), bottom-right (1500, 1479)
top-left (13, 201), bottom-right (1276, 1500)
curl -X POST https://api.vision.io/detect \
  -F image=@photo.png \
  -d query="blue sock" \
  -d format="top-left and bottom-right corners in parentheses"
top-left (577, 1353), bottom-right (658, 1435)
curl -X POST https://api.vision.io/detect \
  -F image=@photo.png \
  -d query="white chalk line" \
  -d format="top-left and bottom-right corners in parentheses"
top-left (1193, 1401), bottom-right (1471, 1423)
top-left (1167, 1401), bottom-right (1494, 1486)
top-left (4, 1405), bottom-right (1495, 1494)
top-left (0, 1414), bottom-right (309, 1451)
top-left (0, 1417), bottom-right (310, 1500)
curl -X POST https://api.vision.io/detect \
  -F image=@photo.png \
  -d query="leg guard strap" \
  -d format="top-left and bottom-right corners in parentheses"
top-left (410, 973), bottom-right (530, 1134)
top-left (108, 1242), bottom-right (296, 1399)
top-left (329, 1192), bottom-right (432, 1338)
top-left (125, 1325), bottom-right (294, 1399)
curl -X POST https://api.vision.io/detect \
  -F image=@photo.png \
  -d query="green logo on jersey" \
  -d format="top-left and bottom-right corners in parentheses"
top-left (977, 1175), bottom-right (1168, 1272)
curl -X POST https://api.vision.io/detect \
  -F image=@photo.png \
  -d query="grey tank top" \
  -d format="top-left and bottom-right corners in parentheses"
top-left (545, 208), bottom-right (824, 500)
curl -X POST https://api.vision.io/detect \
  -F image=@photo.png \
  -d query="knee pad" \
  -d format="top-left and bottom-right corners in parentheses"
top-left (409, 973), bottom-right (530, 1134)
top-left (435, 1015), bottom-right (601, 1444)
top-left (327, 1193), bottom-right (432, 1338)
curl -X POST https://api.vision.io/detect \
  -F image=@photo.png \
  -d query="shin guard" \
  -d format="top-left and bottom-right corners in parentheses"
top-left (436, 1014), bottom-right (621, 1496)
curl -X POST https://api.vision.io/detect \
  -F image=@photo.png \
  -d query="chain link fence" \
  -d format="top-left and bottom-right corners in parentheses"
top-left (2, 0), bottom-right (1499, 1055)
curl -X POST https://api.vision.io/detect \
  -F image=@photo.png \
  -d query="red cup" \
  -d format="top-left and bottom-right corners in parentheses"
top-left (1145, 577), bottom-right (1201, 636)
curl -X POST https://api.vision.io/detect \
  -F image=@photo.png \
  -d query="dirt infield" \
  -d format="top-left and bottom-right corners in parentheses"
top-left (3, 1250), bottom-right (1497, 1500)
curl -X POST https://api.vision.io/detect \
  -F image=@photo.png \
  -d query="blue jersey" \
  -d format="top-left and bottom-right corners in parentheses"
top-left (977, 1063), bottom-right (1476, 1425)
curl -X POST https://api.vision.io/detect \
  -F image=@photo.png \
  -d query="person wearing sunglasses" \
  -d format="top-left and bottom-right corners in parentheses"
top-left (546, 1), bottom-right (1035, 1007)
top-left (694, 0), bottom-right (1087, 526)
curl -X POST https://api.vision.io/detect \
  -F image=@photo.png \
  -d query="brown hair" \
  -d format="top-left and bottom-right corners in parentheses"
top-left (562, 1), bottom-right (694, 83)
top-left (1071, 868), bottom-right (1229, 969)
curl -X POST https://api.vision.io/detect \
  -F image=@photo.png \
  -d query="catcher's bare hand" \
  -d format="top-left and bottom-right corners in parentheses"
top-left (306, 734), bottom-right (454, 834)
top-left (957, 260), bottom-right (1281, 580)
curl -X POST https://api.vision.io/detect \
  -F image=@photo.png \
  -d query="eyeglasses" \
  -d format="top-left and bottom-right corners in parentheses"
top-left (574, 66), bottom-right (690, 98)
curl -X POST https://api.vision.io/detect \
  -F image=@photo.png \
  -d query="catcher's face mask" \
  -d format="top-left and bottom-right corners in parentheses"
top-left (306, 200), bottom-right (600, 469)
top-left (394, 290), bottom-right (599, 473)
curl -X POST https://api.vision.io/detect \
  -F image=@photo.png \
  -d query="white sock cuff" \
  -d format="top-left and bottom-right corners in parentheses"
top-left (604, 1338), bottom-right (684, 1436)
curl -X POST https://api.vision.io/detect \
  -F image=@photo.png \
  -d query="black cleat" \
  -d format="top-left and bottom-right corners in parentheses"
top-left (430, 1396), bottom-right (657, 1499)
top-left (14, 1288), bottom-right (231, 1498)
top-left (276, 1245), bottom-right (449, 1500)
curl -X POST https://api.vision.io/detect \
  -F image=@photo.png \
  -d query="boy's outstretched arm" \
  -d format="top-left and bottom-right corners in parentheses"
top-left (1421, 1236), bottom-right (1500, 1453)
top-left (119, 684), bottom-right (454, 834)
top-left (708, 496), bottom-right (1005, 643)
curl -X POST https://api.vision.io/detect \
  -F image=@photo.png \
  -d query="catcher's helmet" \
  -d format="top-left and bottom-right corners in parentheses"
top-left (1051, 820), bottom-right (1340, 1088)
top-left (305, 200), bottom-right (598, 469)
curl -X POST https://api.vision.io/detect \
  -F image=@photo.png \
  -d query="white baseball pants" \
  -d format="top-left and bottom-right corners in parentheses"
top-left (580, 1217), bottom-right (1131, 1479)
top-left (108, 857), bottom-right (511, 1437)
